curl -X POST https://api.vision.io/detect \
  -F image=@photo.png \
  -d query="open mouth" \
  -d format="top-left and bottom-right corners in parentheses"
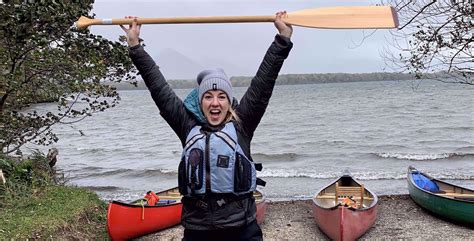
top-left (209, 110), bottom-right (221, 120)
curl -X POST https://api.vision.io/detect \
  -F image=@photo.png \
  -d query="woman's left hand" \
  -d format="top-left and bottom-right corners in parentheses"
top-left (274, 11), bottom-right (293, 39)
top-left (120, 16), bottom-right (142, 47)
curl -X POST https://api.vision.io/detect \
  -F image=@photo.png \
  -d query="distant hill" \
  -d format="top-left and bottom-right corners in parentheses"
top-left (110, 72), bottom-right (417, 90)
top-left (152, 48), bottom-right (254, 79)
top-left (154, 48), bottom-right (204, 80)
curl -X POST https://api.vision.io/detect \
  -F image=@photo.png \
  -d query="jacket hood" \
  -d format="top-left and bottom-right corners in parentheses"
top-left (184, 88), bottom-right (239, 125)
top-left (184, 88), bottom-right (207, 124)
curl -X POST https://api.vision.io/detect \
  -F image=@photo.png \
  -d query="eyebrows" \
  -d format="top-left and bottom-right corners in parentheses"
top-left (203, 90), bottom-right (226, 97)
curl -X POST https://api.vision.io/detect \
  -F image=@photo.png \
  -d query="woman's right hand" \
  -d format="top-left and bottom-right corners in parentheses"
top-left (120, 16), bottom-right (141, 47)
top-left (274, 11), bottom-right (292, 39)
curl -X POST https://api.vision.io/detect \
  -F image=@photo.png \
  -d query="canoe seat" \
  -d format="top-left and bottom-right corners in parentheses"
top-left (156, 200), bottom-right (177, 206)
top-left (158, 195), bottom-right (183, 200)
top-left (335, 183), bottom-right (364, 208)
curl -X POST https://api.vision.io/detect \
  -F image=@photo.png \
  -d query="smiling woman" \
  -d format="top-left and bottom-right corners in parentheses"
top-left (201, 89), bottom-right (231, 126)
top-left (119, 11), bottom-right (293, 241)
top-left (198, 68), bottom-right (233, 126)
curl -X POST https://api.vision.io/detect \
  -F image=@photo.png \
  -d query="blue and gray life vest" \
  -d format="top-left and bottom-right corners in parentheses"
top-left (178, 122), bottom-right (262, 196)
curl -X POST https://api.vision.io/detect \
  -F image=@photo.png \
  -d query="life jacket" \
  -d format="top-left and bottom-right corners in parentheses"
top-left (178, 122), bottom-right (261, 196)
top-left (341, 196), bottom-right (358, 208)
top-left (144, 191), bottom-right (160, 206)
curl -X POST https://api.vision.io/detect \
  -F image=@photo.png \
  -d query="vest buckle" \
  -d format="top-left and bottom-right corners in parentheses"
top-left (216, 198), bottom-right (227, 207)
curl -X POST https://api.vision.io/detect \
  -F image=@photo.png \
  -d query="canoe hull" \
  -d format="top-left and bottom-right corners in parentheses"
top-left (312, 203), bottom-right (377, 241)
top-left (312, 175), bottom-right (378, 241)
top-left (107, 189), bottom-right (267, 240)
top-left (407, 167), bottom-right (474, 226)
top-left (256, 199), bottom-right (267, 224)
top-left (107, 201), bottom-right (182, 240)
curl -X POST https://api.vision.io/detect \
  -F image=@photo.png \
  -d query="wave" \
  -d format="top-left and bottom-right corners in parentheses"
top-left (251, 152), bottom-right (301, 162)
top-left (259, 169), bottom-right (474, 180)
top-left (81, 168), bottom-right (179, 178)
top-left (418, 126), bottom-right (473, 132)
top-left (374, 152), bottom-right (474, 161)
top-left (139, 168), bottom-right (178, 177)
top-left (100, 192), bottom-right (143, 202)
top-left (73, 168), bottom-right (133, 178)
top-left (259, 169), bottom-right (408, 180)
top-left (455, 146), bottom-right (474, 153)
top-left (82, 185), bottom-right (121, 192)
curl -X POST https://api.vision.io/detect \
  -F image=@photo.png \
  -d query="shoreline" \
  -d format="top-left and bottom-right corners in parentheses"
top-left (138, 194), bottom-right (473, 240)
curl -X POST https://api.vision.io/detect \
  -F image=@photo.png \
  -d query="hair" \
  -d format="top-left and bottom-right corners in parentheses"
top-left (225, 107), bottom-right (240, 124)
top-left (201, 94), bottom-right (239, 125)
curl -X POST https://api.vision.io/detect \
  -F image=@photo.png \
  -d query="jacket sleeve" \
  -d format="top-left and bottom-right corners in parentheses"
top-left (129, 45), bottom-right (194, 146)
top-left (236, 34), bottom-right (293, 139)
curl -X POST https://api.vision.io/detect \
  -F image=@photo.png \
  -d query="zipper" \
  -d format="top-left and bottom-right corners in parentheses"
top-left (204, 132), bottom-right (215, 229)
top-left (188, 161), bottom-right (195, 194)
top-left (205, 132), bottom-right (211, 192)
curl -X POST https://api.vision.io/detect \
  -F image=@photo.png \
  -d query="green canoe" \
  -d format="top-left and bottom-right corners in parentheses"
top-left (407, 166), bottom-right (474, 227)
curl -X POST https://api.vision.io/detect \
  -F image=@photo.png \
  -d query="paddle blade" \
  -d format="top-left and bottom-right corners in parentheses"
top-left (285, 6), bottom-right (398, 29)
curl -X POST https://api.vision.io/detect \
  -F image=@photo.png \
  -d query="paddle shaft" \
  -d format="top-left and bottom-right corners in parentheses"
top-left (89, 15), bottom-right (275, 26)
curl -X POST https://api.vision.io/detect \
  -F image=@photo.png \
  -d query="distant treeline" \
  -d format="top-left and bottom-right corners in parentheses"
top-left (111, 72), bottom-right (417, 90)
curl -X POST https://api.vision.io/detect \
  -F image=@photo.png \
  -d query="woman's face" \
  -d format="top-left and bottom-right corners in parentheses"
top-left (201, 90), bottom-right (230, 126)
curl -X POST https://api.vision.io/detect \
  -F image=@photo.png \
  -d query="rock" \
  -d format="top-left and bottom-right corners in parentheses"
top-left (47, 148), bottom-right (59, 168)
top-left (0, 169), bottom-right (5, 184)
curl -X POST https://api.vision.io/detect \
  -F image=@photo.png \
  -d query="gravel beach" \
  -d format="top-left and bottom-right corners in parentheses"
top-left (138, 195), bottom-right (473, 240)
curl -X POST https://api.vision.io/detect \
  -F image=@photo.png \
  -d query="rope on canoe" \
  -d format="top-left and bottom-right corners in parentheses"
top-left (137, 199), bottom-right (146, 220)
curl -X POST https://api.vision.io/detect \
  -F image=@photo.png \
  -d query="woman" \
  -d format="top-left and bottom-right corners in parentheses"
top-left (121, 11), bottom-right (292, 241)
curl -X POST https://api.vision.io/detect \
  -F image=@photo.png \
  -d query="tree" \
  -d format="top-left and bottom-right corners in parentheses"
top-left (382, 0), bottom-right (472, 85)
top-left (0, 1), bottom-right (137, 154)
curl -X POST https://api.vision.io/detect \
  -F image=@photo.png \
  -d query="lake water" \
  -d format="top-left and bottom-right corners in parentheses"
top-left (27, 80), bottom-right (474, 201)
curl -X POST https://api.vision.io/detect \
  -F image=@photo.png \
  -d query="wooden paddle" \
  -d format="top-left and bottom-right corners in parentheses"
top-left (75, 6), bottom-right (398, 30)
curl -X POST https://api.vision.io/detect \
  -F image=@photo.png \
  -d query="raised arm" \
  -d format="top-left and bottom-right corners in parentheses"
top-left (237, 11), bottom-right (293, 139)
top-left (121, 18), bottom-right (194, 145)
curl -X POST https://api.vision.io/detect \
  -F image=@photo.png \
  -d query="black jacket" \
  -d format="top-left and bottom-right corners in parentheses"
top-left (129, 34), bottom-right (292, 230)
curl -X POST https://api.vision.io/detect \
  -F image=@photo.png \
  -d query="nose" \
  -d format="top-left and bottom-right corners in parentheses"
top-left (210, 96), bottom-right (219, 106)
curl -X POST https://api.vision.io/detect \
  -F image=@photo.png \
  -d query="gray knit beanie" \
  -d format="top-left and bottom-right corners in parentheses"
top-left (197, 68), bottom-right (232, 103)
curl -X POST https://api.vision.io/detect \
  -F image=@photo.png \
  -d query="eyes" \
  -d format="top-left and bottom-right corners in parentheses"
top-left (203, 93), bottom-right (228, 101)
top-left (218, 95), bottom-right (227, 101)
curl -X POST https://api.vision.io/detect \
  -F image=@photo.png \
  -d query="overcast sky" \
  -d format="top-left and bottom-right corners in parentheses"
top-left (89, 0), bottom-right (396, 79)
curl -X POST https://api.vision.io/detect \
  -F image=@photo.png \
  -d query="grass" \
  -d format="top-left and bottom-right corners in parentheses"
top-left (0, 153), bottom-right (109, 239)
top-left (0, 185), bottom-right (108, 239)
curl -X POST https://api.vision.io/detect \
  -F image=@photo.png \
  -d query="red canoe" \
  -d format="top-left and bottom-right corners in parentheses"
top-left (312, 175), bottom-right (378, 241)
top-left (107, 187), bottom-right (267, 240)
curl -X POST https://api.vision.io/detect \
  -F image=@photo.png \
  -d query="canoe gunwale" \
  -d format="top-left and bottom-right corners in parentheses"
top-left (312, 175), bottom-right (379, 211)
top-left (110, 187), bottom-right (266, 208)
top-left (110, 200), bottom-right (182, 208)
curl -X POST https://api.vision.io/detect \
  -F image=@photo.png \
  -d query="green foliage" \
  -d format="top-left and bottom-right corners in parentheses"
top-left (0, 151), bottom-right (54, 207)
top-left (0, 1), bottom-right (137, 154)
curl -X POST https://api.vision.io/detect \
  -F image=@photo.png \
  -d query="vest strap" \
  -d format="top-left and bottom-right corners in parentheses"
top-left (256, 178), bottom-right (266, 187)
